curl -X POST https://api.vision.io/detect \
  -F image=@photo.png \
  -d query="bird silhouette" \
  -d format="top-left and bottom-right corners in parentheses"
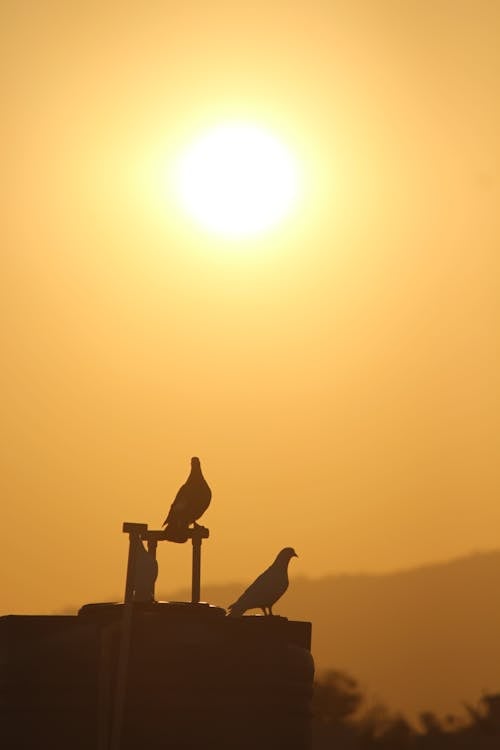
top-left (227, 547), bottom-right (298, 616)
top-left (162, 457), bottom-right (212, 535)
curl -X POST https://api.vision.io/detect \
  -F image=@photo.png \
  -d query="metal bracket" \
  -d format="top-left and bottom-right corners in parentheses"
top-left (122, 522), bottom-right (209, 604)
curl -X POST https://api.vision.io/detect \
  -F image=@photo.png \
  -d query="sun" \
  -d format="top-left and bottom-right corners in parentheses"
top-left (174, 122), bottom-right (300, 238)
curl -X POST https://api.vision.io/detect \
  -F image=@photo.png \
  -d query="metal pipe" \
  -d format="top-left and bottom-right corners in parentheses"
top-left (191, 531), bottom-right (202, 603)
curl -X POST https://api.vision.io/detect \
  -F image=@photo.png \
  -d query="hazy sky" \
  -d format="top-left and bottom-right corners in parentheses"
top-left (1, 1), bottom-right (499, 615)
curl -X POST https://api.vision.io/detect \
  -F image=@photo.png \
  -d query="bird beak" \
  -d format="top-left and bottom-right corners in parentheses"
top-left (293, 552), bottom-right (298, 558)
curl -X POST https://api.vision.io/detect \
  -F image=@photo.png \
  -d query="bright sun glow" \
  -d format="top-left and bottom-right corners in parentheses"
top-left (174, 122), bottom-right (300, 238)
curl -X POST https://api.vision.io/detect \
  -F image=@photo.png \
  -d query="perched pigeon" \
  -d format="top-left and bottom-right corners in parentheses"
top-left (162, 457), bottom-right (212, 534)
top-left (227, 547), bottom-right (298, 617)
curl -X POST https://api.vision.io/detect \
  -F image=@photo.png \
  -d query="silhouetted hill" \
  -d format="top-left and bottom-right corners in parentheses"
top-left (162, 550), bottom-right (500, 720)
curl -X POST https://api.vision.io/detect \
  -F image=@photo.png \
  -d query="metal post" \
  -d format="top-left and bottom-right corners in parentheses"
top-left (123, 535), bottom-right (136, 604)
top-left (147, 538), bottom-right (158, 602)
top-left (122, 523), bottom-right (148, 603)
top-left (147, 538), bottom-right (158, 559)
top-left (191, 529), bottom-right (202, 603)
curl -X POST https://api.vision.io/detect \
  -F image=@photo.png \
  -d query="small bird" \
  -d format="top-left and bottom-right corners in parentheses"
top-left (162, 457), bottom-right (212, 534)
top-left (227, 547), bottom-right (298, 617)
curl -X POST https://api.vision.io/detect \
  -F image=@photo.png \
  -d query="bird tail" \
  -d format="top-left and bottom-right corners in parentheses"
top-left (163, 521), bottom-right (190, 544)
top-left (227, 601), bottom-right (246, 617)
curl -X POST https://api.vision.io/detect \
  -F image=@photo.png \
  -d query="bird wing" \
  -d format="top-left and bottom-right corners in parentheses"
top-left (189, 477), bottom-right (211, 518)
top-left (230, 564), bottom-right (288, 612)
top-left (163, 460), bottom-right (212, 527)
top-left (163, 483), bottom-right (190, 526)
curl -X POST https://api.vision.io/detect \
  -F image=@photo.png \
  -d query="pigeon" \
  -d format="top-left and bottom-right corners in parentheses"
top-left (162, 457), bottom-right (212, 534)
top-left (227, 547), bottom-right (298, 616)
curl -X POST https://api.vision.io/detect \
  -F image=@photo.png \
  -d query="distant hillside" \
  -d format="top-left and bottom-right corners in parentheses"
top-left (162, 550), bottom-right (500, 720)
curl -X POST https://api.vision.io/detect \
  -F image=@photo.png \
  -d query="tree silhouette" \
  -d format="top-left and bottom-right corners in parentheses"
top-left (312, 671), bottom-right (500, 749)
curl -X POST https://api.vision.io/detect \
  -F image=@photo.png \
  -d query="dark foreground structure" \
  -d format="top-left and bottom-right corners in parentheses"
top-left (0, 602), bottom-right (314, 750)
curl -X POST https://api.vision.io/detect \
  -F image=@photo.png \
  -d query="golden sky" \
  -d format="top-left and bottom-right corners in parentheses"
top-left (1, 1), bottom-right (499, 615)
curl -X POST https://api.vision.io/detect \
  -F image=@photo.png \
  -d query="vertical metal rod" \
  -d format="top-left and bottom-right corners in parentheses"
top-left (147, 538), bottom-right (158, 559)
top-left (191, 532), bottom-right (202, 603)
top-left (147, 539), bottom-right (158, 602)
top-left (124, 533), bottom-right (137, 604)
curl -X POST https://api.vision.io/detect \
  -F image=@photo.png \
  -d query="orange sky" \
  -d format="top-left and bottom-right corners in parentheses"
top-left (1, 1), bottom-right (499, 615)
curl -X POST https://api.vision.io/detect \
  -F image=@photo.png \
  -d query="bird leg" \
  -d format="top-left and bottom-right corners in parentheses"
top-left (269, 606), bottom-right (274, 616)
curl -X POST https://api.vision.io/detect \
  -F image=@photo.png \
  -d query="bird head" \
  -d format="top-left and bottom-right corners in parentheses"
top-left (276, 547), bottom-right (298, 564)
top-left (190, 456), bottom-right (202, 471)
